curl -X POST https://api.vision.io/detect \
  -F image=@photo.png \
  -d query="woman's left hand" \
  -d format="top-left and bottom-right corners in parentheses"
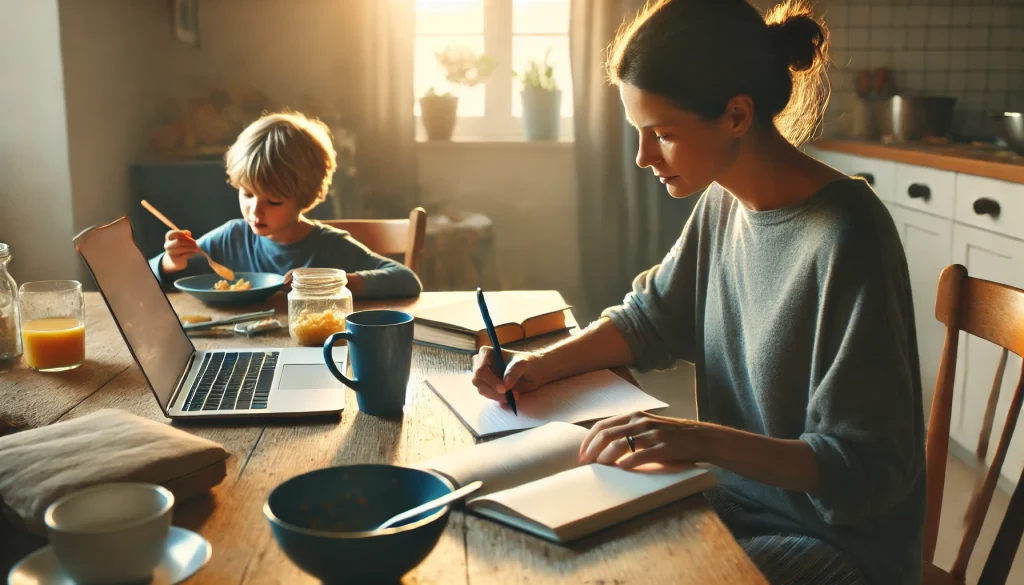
top-left (579, 411), bottom-right (715, 469)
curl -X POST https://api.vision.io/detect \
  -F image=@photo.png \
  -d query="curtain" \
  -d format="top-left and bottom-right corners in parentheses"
top-left (346, 0), bottom-right (419, 219)
top-left (569, 0), bottom-right (699, 321)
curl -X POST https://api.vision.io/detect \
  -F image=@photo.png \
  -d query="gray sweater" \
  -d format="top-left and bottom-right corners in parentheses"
top-left (604, 180), bottom-right (925, 585)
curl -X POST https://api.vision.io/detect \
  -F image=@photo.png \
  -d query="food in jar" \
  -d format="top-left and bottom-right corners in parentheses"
top-left (214, 278), bottom-right (251, 291)
top-left (291, 309), bottom-right (346, 346)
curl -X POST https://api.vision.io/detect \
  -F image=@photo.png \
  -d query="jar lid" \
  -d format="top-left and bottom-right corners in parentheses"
top-left (291, 268), bottom-right (347, 293)
top-left (0, 243), bottom-right (9, 262)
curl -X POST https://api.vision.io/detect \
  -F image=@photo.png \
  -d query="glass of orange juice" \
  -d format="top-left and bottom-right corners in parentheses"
top-left (19, 280), bottom-right (85, 372)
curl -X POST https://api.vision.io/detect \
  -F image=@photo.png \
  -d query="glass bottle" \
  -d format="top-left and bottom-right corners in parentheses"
top-left (287, 268), bottom-right (353, 346)
top-left (0, 243), bottom-right (22, 360)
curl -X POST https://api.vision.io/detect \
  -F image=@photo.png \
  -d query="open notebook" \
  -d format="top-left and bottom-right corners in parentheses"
top-left (411, 291), bottom-right (572, 353)
top-left (417, 422), bottom-right (717, 543)
top-left (426, 369), bottom-right (668, 438)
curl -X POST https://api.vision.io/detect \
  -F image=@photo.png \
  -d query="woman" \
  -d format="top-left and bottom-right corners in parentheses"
top-left (471, 1), bottom-right (924, 584)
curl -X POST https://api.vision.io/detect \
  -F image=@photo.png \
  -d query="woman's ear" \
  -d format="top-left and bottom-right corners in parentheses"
top-left (721, 95), bottom-right (755, 137)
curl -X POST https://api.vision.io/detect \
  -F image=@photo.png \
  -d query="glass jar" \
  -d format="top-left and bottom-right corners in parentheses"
top-left (288, 268), bottom-right (352, 347)
top-left (0, 243), bottom-right (21, 360)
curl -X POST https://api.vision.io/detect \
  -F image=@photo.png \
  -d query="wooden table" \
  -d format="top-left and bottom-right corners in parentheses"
top-left (0, 292), bottom-right (767, 585)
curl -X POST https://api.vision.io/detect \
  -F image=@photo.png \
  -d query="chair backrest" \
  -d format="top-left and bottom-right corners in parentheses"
top-left (322, 207), bottom-right (427, 272)
top-left (925, 264), bottom-right (1024, 583)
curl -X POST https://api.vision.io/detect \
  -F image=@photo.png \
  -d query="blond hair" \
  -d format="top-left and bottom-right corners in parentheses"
top-left (225, 111), bottom-right (337, 212)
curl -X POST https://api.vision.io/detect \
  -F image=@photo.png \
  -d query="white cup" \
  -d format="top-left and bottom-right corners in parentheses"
top-left (44, 483), bottom-right (173, 584)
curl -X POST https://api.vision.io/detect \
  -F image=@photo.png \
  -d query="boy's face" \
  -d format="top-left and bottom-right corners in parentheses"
top-left (238, 187), bottom-right (303, 239)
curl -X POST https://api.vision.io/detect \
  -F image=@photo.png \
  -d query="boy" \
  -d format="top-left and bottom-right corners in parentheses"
top-left (148, 111), bottom-right (422, 298)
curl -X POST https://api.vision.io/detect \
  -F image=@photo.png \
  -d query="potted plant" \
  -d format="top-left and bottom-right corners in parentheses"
top-left (516, 49), bottom-right (561, 141)
top-left (420, 46), bottom-right (495, 141)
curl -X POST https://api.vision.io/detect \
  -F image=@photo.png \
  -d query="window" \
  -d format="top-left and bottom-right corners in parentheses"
top-left (415, 0), bottom-right (574, 140)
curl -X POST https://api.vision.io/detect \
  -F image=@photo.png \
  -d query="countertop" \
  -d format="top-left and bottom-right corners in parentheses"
top-left (810, 138), bottom-right (1024, 184)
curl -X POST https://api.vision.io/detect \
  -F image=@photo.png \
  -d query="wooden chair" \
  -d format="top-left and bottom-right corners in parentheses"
top-left (322, 207), bottom-right (427, 273)
top-left (924, 264), bottom-right (1024, 585)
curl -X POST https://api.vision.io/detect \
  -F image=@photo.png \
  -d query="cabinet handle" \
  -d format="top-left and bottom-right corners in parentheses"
top-left (973, 198), bottom-right (1001, 218)
top-left (907, 183), bottom-right (931, 200)
top-left (853, 173), bottom-right (875, 186)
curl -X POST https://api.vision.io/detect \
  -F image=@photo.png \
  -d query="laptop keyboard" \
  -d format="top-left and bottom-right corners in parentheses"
top-left (182, 351), bottom-right (279, 411)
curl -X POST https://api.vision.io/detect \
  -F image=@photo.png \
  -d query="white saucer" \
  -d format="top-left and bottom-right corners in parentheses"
top-left (7, 526), bottom-right (212, 585)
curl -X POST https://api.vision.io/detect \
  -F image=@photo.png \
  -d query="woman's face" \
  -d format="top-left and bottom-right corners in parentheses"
top-left (619, 83), bottom-right (740, 198)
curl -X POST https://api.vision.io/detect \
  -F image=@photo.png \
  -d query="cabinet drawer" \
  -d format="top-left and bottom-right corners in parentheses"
top-left (807, 149), bottom-right (896, 201)
top-left (892, 163), bottom-right (956, 219)
top-left (954, 174), bottom-right (1024, 240)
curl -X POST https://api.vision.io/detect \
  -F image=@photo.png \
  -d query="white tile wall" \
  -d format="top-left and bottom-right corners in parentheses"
top-left (822, 0), bottom-right (1024, 139)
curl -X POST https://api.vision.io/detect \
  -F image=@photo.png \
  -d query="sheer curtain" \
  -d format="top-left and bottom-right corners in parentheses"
top-left (346, 0), bottom-right (419, 219)
top-left (569, 0), bottom-right (698, 320)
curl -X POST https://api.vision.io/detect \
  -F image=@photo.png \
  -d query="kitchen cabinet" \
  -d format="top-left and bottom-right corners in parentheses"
top-left (809, 146), bottom-right (1024, 487)
top-left (885, 203), bottom-right (953, 419)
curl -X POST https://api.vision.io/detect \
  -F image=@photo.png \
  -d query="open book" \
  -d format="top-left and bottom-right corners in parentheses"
top-left (411, 291), bottom-right (573, 353)
top-left (417, 422), bottom-right (718, 543)
top-left (427, 369), bottom-right (668, 438)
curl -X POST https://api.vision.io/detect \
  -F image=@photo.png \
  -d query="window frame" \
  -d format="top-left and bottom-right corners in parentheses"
top-left (415, 0), bottom-right (574, 141)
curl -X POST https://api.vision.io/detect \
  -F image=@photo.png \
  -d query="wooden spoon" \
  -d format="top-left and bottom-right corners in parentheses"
top-left (140, 200), bottom-right (236, 281)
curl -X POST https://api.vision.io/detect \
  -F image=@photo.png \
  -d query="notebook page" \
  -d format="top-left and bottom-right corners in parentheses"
top-left (469, 463), bottom-right (716, 542)
top-left (426, 370), bottom-right (668, 437)
top-left (416, 422), bottom-right (589, 496)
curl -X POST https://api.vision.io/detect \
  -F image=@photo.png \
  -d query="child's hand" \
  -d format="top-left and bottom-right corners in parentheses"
top-left (160, 230), bottom-right (200, 273)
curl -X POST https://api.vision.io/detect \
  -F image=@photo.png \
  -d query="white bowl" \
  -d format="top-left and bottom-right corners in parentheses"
top-left (44, 482), bottom-right (174, 584)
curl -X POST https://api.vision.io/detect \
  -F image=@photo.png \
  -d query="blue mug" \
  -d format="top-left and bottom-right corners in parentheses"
top-left (323, 310), bottom-right (414, 418)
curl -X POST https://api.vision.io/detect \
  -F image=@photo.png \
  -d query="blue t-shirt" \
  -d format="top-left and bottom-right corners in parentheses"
top-left (149, 219), bottom-right (422, 299)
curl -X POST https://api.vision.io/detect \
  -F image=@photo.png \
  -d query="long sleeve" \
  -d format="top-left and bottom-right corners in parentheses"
top-left (601, 192), bottom-right (708, 371)
top-left (316, 233), bottom-right (422, 299)
top-left (799, 220), bottom-right (925, 526)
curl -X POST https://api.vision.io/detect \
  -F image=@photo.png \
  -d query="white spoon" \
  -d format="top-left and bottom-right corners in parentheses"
top-left (376, 481), bottom-right (483, 531)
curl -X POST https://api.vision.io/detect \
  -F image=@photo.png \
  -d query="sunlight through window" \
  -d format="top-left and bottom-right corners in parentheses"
top-left (415, 0), bottom-right (573, 139)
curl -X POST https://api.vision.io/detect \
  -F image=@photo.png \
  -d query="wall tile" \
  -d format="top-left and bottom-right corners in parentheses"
top-left (823, 0), bottom-right (1020, 137)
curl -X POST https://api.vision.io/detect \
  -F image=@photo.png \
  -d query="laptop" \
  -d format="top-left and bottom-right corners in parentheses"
top-left (73, 216), bottom-right (345, 419)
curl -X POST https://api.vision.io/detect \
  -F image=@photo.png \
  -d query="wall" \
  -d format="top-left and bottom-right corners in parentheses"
top-left (47, 0), bottom-right (366, 283)
top-left (416, 142), bottom-right (584, 309)
top-left (823, 0), bottom-right (1024, 138)
top-left (59, 0), bottom-right (171, 238)
top-left (154, 0), bottom-right (362, 124)
top-left (0, 0), bottom-right (77, 283)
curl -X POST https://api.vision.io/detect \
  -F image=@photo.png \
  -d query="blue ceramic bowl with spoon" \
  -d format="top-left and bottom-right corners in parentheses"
top-left (264, 464), bottom-right (455, 583)
top-left (173, 272), bottom-right (284, 307)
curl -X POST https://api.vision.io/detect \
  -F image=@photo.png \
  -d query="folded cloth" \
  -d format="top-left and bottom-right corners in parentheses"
top-left (0, 408), bottom-right (228, 535)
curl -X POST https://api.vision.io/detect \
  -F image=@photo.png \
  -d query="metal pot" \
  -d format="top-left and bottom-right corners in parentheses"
top-left (994, 112), bottom-right (1024, 155)
top-left (882, 96), bottom-right (958, 141)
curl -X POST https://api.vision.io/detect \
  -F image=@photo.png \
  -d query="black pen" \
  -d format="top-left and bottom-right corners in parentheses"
top-left (476, 287), bottom-right (517, 415)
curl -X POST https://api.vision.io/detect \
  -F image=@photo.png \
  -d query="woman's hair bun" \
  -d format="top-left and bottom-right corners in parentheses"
top-left (768, 13), bottom-right (825, 72)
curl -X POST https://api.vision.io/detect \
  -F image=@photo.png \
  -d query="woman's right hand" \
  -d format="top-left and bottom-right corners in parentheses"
top-left (471, 347), bottom-right (549, 402)
top-left (160, 230), bottom-right (200, 273)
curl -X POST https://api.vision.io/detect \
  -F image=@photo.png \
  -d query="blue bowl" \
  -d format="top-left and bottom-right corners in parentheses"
top-left (173, 272), bottom-right (284, 306)
top-left (264, 465), bottom-right (454, 583)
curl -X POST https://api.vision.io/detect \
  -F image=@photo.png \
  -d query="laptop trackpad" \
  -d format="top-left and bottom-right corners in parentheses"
top-left (278, 364), bottom-right (344, 390)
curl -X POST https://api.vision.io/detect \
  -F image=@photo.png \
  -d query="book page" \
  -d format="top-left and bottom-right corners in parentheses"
top-left (416, 422), bottom-right (589, 496)
top-left (426, 369), bottom-right (668, 438)
top-left (469, 463), bottom-right (717, 542)
top-left (411, 291), bottom-right (570, 333)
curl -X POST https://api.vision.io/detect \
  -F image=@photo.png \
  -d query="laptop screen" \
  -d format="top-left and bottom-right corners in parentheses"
top-left (74, 217), bottom-right (196, 410)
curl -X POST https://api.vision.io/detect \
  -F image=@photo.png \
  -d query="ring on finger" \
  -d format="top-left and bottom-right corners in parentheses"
top-left (626, 435), bottom-right (636, 453)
